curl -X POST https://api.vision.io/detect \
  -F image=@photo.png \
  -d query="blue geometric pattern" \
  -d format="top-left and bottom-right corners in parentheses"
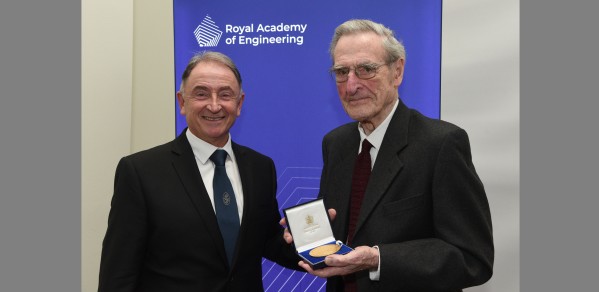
top-left (262, 166), bottom-right (327, 291)
top-left (193, 15), bottom-right (222, 47)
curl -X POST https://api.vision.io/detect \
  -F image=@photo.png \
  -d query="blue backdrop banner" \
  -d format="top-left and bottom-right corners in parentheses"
top-left (174, 1), bottom-right (441, 290)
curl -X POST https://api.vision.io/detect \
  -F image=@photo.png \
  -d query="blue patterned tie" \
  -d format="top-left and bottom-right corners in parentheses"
top-left (210, 149), bottom-right (240, 266)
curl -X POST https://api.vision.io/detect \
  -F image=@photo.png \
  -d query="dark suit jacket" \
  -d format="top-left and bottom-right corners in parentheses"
top-left (320, 99), bottom-right (494, 292)
top-left (98, 131), bottom-right (299, 292)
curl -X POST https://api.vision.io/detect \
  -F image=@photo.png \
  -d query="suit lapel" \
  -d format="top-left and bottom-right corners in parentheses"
top-left (354, 100), bottom-right (410, 237)
top-left (230, 143), bottom-right (250, 267)
top-left (170, 132), bottom-right (228, 264)
top-left (327, 127), bottom-right (361, 239)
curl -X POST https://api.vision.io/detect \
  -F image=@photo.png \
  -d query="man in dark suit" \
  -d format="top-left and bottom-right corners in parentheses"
top-left (293, 19), bottom-right (494, 291)
top-left (98, 51), bottom-right (299, 291)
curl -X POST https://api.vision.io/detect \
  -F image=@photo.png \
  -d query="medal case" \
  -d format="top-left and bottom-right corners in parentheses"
top-left (283, 198), bottom-right (353, 269)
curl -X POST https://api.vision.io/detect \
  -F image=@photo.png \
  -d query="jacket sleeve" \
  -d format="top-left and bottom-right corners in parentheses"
top-left (377, 128), bottom-right (494, 291)
top-left (98, 158), bottom-right (148, 292)
top-left (259, 158), bottom-right (303, 270)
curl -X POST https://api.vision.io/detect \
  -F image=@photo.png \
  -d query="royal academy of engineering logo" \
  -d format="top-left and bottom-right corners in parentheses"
top-left (193, 14), bottom-right (307, 48)
top-left (194, 15), bottom-right (223, 47)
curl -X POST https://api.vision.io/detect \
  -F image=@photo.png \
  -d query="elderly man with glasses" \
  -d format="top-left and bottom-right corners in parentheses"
top-left (286, 19), bottom-right (494, 292)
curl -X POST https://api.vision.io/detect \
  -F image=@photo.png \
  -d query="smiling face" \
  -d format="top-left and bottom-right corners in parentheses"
top-left (176, 60), bottom-right (244, 147)
top-left (332, 31), bottom-right (405, 133)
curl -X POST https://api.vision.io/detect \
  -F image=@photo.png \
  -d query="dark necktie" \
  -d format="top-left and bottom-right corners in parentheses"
top-left (347, 139), bottom-right (373, 245)
top-left (344, 139), bottom-right (372, 292)
top-left (210, 149), bottom-right (240, 266)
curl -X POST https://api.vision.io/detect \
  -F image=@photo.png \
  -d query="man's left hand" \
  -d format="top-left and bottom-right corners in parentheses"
top-left (298, 246), bottom-right (379, 278)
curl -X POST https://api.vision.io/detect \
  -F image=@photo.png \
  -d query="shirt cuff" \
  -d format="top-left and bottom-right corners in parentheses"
top-left (368, 245), bottom-right (381, 281)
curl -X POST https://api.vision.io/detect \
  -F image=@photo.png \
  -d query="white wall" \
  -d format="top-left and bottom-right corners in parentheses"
top-left (442, 1), bottom-right (519, 291)
top-left (81, 1), bottom-right (174, 291)
top-left (81, 1), bottom-right (519, 291)
top-left (82, 1), bottom-right (133, 290)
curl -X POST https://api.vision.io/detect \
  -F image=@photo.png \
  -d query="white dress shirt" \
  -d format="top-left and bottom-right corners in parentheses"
top-left (186, 129), bottom-right (244, 223)
top-left (356, 98), bottom-right (399, 281)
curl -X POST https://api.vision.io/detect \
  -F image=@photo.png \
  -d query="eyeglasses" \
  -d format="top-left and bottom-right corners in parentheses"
top-left (330, 62), bottom-right (391, 83)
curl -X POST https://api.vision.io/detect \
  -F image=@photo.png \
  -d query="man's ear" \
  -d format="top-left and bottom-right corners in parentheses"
top-left (393, 58), bottom-right (405, 87)
top-left (236, 92), bottom-right (245, 117)
top-left (176, 91), bottom-right (186, 115)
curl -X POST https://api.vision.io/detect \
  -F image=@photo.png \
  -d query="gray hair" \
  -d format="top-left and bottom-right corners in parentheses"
top-left (329, 19), bottom-right (406, 64)
top-left (179, 51), bottom-right (243, 94)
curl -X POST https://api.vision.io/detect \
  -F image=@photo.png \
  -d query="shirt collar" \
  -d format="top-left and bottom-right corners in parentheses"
top-left (358, 98), bottom-right (399, 150)
top-left (186, 129), bottom-right (235, 165)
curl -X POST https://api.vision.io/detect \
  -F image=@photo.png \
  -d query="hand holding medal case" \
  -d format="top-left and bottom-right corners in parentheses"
top-left (283, 198), bottom-right (353, 269)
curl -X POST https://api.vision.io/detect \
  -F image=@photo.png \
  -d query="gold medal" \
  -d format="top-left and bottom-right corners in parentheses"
top-left (309, 244), bottom-right (341, 257)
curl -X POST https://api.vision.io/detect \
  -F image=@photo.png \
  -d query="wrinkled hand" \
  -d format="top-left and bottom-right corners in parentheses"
top-left (279, 209), bottom-right (337, 244)
top-left (298, 246), bottom-right (379, 278)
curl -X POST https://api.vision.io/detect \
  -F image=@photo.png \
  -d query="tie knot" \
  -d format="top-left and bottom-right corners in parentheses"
top-left (361, 139), bottom-right (373, 154)
top-left (210, 149), bottom-right (228, 166)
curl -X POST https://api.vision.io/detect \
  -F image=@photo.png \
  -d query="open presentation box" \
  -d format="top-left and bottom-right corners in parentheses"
top-left (284, 198), bottom-right (353, 269)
